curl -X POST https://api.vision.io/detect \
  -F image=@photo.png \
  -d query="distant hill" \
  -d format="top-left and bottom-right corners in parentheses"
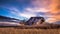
top-left (0, 15), bottom-right (20, 22)
top-left (53, 21), bottom-right (60, 24)
top-left (0, 15), bottom-right (21, 26)
top-left (0, 15), bottom-right (19, 20)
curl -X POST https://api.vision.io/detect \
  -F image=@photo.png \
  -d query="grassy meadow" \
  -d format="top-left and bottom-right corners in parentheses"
top-left (0, 27), bottom-right (60, 34)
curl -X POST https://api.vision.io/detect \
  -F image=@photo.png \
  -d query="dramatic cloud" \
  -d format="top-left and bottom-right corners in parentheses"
top-left (29, 0), bottom-right (60, 23)
top-left (0, 0), bottom-right (60, 23)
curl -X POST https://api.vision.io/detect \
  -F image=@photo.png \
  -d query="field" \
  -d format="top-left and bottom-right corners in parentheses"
top-left (0, 27), bottom-right (60, 34)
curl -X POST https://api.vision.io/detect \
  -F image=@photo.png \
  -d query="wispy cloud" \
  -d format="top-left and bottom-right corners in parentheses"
top-left (4, 0), bottom-right (60, 23)
top-left (8, 6), bottom-right (60, 23)
top-left (8, 7), bottom-right (36, 18)
top-left (29, 0), bottom-right (60, 23)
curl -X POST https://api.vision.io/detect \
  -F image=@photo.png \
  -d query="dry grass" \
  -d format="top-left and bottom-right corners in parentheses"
top-left (0, 27), bottom-right (60, 34)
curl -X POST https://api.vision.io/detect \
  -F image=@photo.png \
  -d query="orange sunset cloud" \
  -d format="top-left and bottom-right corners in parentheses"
top-left (31, 0), bottom-right (60, 23)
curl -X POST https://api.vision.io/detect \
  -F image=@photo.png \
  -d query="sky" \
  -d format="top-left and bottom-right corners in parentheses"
top-left (0, 0), bottom-right (60, 23)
